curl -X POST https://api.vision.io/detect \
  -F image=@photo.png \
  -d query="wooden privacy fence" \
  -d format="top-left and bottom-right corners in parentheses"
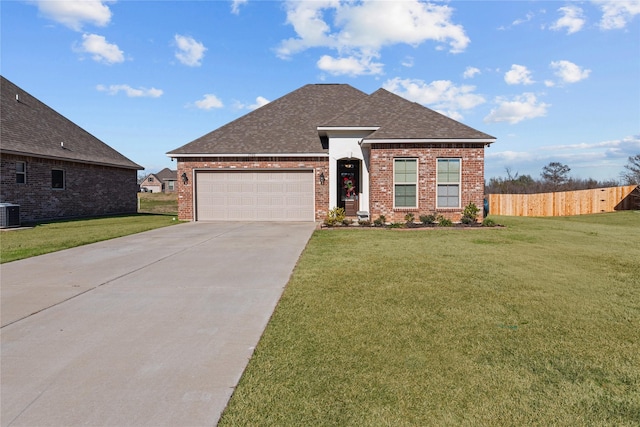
top-left (487, 185), bottom-right (639, 217)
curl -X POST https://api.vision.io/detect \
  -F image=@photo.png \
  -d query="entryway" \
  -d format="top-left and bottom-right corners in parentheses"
top-left (337, 159), bottom-right (360, 216)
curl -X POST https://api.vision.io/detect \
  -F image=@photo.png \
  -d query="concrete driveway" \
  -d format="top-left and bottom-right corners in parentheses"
top-left (1, 221), bottom-right (316, 426)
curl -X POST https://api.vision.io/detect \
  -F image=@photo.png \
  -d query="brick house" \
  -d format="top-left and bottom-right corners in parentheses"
top-left (167, 84), bottom-right (495, 222)
top-left (140, 168), bottom-right (177, 193)
top-left (1, 76), bottom-right (143, 223)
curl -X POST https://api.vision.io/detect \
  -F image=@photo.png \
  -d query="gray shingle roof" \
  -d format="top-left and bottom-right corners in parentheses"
top-left (1, 76), bottom-right (142, 170)
top-left (168, 84), bottom-right (495, 156)
top-left (155, 168), bottom-right (177, 181)
top-left (168, 84), bottom-right (369, 155)
top-left (325, 88), bottom-right (495, 141)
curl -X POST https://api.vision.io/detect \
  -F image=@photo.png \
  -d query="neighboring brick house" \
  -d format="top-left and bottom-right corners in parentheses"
top-left (0, 76), bottom-right (143, 223)
top-left (167, 84), bottom-right (495, 222)
top-left (140, 168), bottom-right (177, 193)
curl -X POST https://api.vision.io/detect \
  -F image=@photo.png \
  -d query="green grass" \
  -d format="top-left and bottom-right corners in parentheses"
top-left (138, 192), bottom-right (178, 215)
top-left (220, 212), bottom-right (640, 426)
top-left (0, 214), bottom-right (179, 263)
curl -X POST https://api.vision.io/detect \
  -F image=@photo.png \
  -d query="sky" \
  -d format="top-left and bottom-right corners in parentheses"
top-left (1, 0), bottom-right (639, 182)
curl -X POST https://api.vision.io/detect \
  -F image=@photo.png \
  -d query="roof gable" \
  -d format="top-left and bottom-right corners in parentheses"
top-left (168, 84), bottom-right (369, 155)
top-left (156, 168), bottom-right (177, 181)
top-left (324, 88), bottom-right (495, 141)
top-left (1, 76), bottom-right (142, 170)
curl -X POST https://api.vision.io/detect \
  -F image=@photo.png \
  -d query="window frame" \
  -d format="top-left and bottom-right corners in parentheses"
top-left (436, 158), bottom-right (461, 208)
top-left (16, 161), bottom-right (26, 184)
top-left (393, 158), bottom-right (418, 209)
top-left (51, 169), bottom-right (65, 190)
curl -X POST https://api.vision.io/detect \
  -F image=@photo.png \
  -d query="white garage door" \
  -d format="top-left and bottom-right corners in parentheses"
top-left (195, 170), bottom-right (315, 221)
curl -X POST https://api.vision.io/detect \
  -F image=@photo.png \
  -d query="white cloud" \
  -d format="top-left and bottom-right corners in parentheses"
top-left (75, 33), bottom-right (124, 64)
top-left (194, 94), bottom-right (224, 110)
top-left (551, 5), bottom-right (586, 34)
top-left (277, 0), bottom-right (469, 75)
top-left (541, 134), bottom-right (640, 156)
top-left (383, 77), bottom-right (486, 120)
top-left (249, 96), bottom-right (270, 110)
top-left (231, 0), bottom-right (248, 15)
top-left (174, 34), bottom-right (207, 67)
top-left (592, 0), bottom-right (640, 30)
top-left (97, 84), bottom-right (163, 98)
top-left (402, 56), bottom-right (414, 68)
top-left (463, 66), bottom-right (480, 79)
top-left (317, 52), bottom-right (383, 76)
top-left (32, 0), bottom-right (113, 31)
top-left (484, 93), bottom-right (550, 124)
top-left (504, 64), bottom-right (534, 85)
top-left (550, 60), bottom-right (591, 83)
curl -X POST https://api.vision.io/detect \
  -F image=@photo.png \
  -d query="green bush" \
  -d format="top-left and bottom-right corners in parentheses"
top-left (324, 207), bottom-right (346, 226)
top-left (437, 215), bottom-right (453, 227)
top-left (482, 217), bottom-right (497, 227)
top-left (404, 212), bottom-right (415, 225)
top-left (461, 202), bottom-right (480, 224)
top-left (419, 214), bottom-right (436, 225)
top-left (373, 215), bottom-right (386, 227)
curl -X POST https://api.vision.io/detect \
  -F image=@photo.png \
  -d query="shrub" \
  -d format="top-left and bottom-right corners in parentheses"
top-left (437, 215), bottom-right (453, 227)
top-left (342, 218), bottom-right (353, 226)
top-left (461, 202), bottom-right (480, 225)
top-left (373, 215), bottom-right (386, 227)
top-left (358, 220), bottom-right (371, 227)
top-left (404, 212), bottom-right (415, 226)
top-left (419, 214), bottom-right (436, 225)
top-left (324, 207), bottom-right (346, 227)
top-left (482, 217), bottom-right (496, 227)
top-left (388, 222), bottom-right (405, 228)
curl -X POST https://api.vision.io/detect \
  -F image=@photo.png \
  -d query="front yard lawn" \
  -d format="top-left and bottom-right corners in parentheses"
top-left (0, 214), bottom-right (179, 263)
top-left (220, 212), bottom-right (640, 426)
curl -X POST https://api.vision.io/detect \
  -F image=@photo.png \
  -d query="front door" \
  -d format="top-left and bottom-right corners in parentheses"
top-left (337, 159), bottom-right (360, 216)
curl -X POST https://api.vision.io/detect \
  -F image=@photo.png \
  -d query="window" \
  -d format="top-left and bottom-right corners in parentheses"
top-left (16, 161), bottom-right (26, 184)
top-left (437, 159), bottom-right (460, 208)
top-left (394, 158), bottom-right (417, 208)
top-left (168, 181), bottom-right (175, 191)
top-left (52, 169), bottom-right (65, 189)
top-left (148, 176), bottom-right (154, 182)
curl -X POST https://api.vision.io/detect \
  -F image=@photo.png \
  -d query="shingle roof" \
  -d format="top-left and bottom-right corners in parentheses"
top-left (155, 168), bottom-right (177, 181)
top-left (168, 84), bottom-right (369, 155)
top-left (168, 84), bottom-right (495, 156)
top-left (1, 76), bottom-right (142, 170)
top-left (325, 88), bottom-right (495, 141)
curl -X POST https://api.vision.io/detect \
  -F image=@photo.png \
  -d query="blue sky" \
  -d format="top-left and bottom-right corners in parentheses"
top-left (2, 0), bottom-right (639, 181)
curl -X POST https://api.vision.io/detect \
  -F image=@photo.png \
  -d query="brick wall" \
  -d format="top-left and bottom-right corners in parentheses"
top-left (369, 144), bottom-right (485, 222)
top-left (176, 157), bottom-right (329, 221)
top-left (1, 154), bottom-right (138, 223)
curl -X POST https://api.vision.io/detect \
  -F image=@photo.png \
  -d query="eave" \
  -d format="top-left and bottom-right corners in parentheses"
top-left (0, 148), bottom-right (144, 170)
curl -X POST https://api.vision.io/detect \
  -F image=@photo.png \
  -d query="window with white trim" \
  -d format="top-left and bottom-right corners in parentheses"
top-left (16, 161), bottom-right (26, 184)
top-left (437, 158), bottom-right (460, 208)
top-left (52, 169), bottom-right (65, 189)
top-left (394, 158), bottom-right (417, 208)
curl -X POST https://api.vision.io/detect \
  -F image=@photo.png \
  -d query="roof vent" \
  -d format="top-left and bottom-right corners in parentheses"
top-left (15, 94), bottom-right (19, 102)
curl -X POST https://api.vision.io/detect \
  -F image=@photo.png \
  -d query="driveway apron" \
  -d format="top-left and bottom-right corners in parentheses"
top-left (1, 221), bottom-right (316, 426)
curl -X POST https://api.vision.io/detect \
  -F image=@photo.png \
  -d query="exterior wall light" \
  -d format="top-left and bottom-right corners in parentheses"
top-left (181, 172), bottom-right (189, 185)
top-left (319, 172), bottom-right (325, 185)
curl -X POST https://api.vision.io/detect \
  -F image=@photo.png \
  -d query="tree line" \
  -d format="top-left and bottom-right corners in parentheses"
top-left (486, 154), bottom-right (640, 194)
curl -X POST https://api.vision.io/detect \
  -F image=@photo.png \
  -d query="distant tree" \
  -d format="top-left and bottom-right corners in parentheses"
top-left (541, 162), bottom-right (571, 189)
top-left (621, 154), bottom-right (640, 185)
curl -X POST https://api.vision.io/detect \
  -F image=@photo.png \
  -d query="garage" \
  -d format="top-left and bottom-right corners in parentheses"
top-left (195, 170), bottom-right (315, 221)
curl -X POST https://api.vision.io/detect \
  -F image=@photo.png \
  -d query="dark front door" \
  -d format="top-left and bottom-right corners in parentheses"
top-left (338, 159), bottom-right (360, 216)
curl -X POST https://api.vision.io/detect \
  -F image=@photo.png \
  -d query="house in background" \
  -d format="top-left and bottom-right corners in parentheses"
top-left (140, 168), bottom-right (177, 193)
top-left (168, 84), bottom-right (496, 222)
top-left (0, 76), bottom-right (143, 223)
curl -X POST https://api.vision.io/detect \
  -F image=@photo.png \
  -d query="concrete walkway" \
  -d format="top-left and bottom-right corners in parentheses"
top-left (1, 221), bottom-right (316, 426)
